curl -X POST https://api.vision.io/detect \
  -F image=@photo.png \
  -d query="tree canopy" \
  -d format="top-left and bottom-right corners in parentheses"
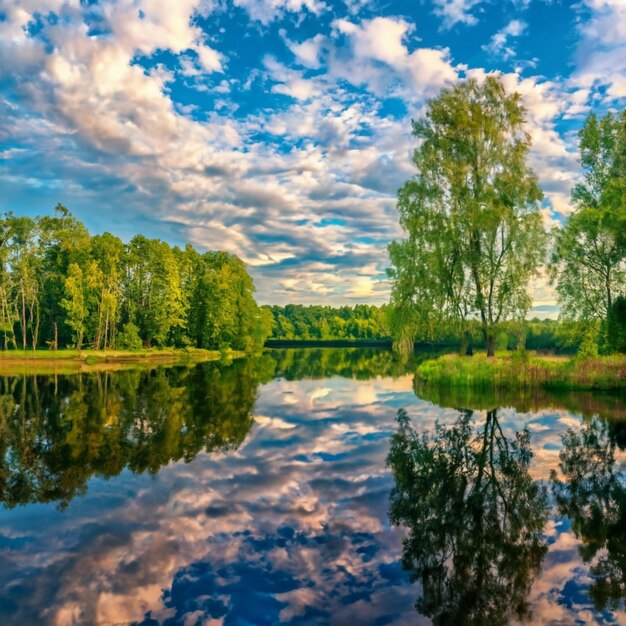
top-left (389, 76), bottom-right (546, 356)
top-left (0, 205), bottom-right (270, 352)
top-left (550, 110), bottom-right (626, 344)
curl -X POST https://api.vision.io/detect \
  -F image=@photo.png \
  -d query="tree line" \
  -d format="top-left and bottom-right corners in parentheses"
top-left (265, 303), bottom-right (576, 353)
top-left (389, 76), bottom-right (626, 357)
top-left (265, 304), bottom-right (389, 341)
top-left (0, 205), bottom-right (272, 351)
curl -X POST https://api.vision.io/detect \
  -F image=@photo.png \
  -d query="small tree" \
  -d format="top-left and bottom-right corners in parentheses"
top-left (61, 263), bottom-right (87, 349)
top-left (116, 322), bottom-right (143, 351)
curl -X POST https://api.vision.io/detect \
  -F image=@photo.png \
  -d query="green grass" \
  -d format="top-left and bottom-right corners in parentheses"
top-left (416, 351), bottom-right (626, 391)
top-left (0, 347), bottom-right (247, 375)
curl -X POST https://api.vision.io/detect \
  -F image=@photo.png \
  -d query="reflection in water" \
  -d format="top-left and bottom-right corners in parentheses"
top-left (415, 379), bottom-right (626, 421)
top-left (388, 408), bottom-right (549, 625)
top-left (0, 361), bottom-right (262, 508)
top-left (1, 348), bottom-right (626, 625)
top-left (262, 347), bottom-right (419, 380)
top-left (552, 418), bottom-right (626, 611)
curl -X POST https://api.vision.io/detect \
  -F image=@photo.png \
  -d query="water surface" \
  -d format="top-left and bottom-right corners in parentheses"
top-left (1, 348), bottom-right (625, 625)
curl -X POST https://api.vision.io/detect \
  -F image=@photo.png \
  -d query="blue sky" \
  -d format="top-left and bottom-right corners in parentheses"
top-left (1, 0), bottom-right (625, 311)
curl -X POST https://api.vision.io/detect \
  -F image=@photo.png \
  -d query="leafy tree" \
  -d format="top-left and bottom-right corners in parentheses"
top-left (124, 235), bottom-right (187, 347)
top-left (38, 204), bottom-right (91, 349)
top-left (61, 263), bottom-right (87, 349)
top-left (389, 77), bottom-right (546, 356)
top-left (90, 232), bottom-right (125, 349)
top-left (551, 111), bottom-right (626, 327)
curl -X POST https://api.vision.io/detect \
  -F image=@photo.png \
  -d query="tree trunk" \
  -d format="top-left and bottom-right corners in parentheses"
top-left (21, 283), bottom-right (27, 350)
top-left (32, 300), bottom-right (39, 351)
top-left (54, 320), bottom-right (58, 351)
top-left (486, 330), bottom-right (496, 357)
top-left (103, 307), bottom-right (110, 350)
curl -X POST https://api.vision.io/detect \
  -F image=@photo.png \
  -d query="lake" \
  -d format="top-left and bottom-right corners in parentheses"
top-left (1, 348), bottom-right (625, 625)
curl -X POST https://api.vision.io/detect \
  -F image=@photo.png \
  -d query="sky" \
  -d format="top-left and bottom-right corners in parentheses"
top-left (1, 0), bottom-right (625, 313)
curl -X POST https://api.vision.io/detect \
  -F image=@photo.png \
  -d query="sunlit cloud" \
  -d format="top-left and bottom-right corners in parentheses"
top-left (0, 0), bottom-right (625, 306)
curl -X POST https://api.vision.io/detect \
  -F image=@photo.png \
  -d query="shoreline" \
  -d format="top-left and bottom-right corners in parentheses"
top-left (0, 348), bottom-right (247, 375)
top-left (416, 352), bottom-right (626, 391)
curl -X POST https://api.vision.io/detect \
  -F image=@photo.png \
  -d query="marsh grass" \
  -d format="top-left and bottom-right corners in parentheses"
top-left (416, 352), bottom-right (626, 391)
top-left (0, 347), bottom-right (246, 375)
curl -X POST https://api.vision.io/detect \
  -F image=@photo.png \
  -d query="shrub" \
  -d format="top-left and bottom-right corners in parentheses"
top-left (577, 329), bottom-right (599, 361)
top-left (116, 322), bottom-right (143, 351)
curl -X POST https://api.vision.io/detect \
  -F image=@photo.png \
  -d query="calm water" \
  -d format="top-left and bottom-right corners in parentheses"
top-left (1, 348), bottom-right (626, 625)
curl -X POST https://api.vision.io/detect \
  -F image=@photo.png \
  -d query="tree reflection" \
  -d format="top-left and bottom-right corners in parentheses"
top-left (0, 361), bottom-right (261, 509)
top-left (388, 408), bottom-right (548, 625)
top-left (263, 347), bottom-right (421, 380)
top-left (552, 417), bottom-right (626, 611)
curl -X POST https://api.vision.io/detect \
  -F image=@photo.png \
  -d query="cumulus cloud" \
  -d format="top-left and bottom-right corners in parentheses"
top-left (573, 0), bottom-right (626, 99)
top-left (1, 0), bottom-right (624, 306)
top-left (330, 17), bottom-right (458, 99)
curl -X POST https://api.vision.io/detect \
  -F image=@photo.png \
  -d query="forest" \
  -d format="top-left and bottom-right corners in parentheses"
top-left (265, 304), bottom-right (573, 352)
top-left (0, 205), bottom-right (272, 352)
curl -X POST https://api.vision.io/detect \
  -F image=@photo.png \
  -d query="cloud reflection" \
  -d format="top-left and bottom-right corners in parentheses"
top-left (0, 350), bottom-right (625, 625)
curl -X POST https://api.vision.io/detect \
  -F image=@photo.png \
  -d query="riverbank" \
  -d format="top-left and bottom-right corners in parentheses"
top-left (0, 348), bottom-right (246, 375)
top-left (416, 352), bottom-right (626, 391)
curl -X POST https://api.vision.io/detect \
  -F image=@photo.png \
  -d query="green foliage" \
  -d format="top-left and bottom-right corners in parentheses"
top-left (551, 110), bottom-right (626, 322)
top-left (266, 304), bottom-right (389, 341)
top-left (116, 322), bottom-right (143, 351)
top-left (607, 296), bottom-right (626, 353)
top-left (60, 263), bottom-right (87, 349)
top-left (577, 328), bottom-right (600, 361)
top-left (389, 76), bottom-right (546, 356)
top-left (0, 206), bottom-right (269, 353)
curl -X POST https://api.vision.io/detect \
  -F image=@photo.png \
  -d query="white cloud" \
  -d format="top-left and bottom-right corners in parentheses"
top-left (232, 0), bottom-right (328, 24)
top-left (329, 17), bottom-right (458, 100)
top-left (482, 19), bottom-right (527, 61)
top-left (573, 0), bottom-right (626, 101)
top-left (284, 33), bottom-right (325, 68)
top-left (433, 0), bottom-right (484, 28)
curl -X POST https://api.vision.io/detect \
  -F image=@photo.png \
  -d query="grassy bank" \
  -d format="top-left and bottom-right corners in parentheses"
top-left (0, 348), bottom-right (246, 375)
top-left (416, 352), bottom-right (626, 391)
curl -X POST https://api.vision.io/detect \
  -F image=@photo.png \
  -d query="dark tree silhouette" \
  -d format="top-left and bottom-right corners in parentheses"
top-left (388, 408), bottom-right (548, 625)
top-left (552, 417), bottom-right (626, 610)
top-left (0, 361), bottom-right (260, 509)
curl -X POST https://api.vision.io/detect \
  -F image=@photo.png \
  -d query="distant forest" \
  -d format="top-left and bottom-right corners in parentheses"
top-left (0, 205), bottom-right (272, 351)
top-left (264, 304), bottom-right (569, 352)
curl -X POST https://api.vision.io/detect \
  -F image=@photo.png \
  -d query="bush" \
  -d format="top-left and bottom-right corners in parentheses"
top-left (577, 329), bottom-right (599, 361)
top-left (607, 296), bottom-right (626, 353)
top-left (116, 322), bottom-right (143, 351)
